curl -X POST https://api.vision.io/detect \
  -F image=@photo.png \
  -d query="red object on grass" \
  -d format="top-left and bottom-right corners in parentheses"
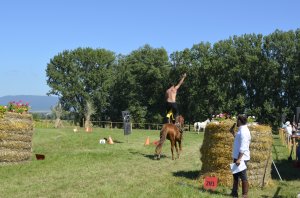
top-left (153, 140), bottom-right (159, 145)
top-left (35, 154), bottom-right (45, 160)
top-left (203, 176), bottom-right (218, 191)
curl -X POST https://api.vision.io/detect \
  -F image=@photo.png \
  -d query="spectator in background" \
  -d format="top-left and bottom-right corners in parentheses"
top-left (284, 121), bottom-right (293, 143)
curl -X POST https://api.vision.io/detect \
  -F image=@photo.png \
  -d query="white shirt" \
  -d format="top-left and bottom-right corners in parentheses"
top-left (232, 125), bottom-right (251, 161)
top-left (285, 125), bottom-right (292, 136)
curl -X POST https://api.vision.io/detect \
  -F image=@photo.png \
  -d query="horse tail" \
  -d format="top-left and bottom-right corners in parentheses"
top-left (155, 125), bottom-right (168, 155)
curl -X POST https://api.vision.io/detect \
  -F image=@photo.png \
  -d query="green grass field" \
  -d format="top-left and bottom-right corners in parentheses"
top-left (0, 128), bottom-right (299, 198)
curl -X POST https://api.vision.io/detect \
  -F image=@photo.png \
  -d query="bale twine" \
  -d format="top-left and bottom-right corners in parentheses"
top-left (199, 120), bottom-right (273, 187)
top-left (0, 112), bottom-right (34, 165)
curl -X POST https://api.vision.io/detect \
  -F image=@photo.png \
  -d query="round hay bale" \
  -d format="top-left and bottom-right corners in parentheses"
top-left (0, 112), bottom-right (34, 165)
top-left (199, 120), bottom-right (273, 187)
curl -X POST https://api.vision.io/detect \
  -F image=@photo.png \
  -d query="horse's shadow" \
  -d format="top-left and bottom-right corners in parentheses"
top-left (129, 151), bottom-right (168, 160)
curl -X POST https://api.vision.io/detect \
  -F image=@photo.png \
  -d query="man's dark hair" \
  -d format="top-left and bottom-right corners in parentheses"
top-left (238, 114), bottom-right (247, 125)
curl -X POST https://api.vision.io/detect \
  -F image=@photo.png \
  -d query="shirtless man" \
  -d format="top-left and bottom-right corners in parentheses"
top-left (165, 73), bottom-right (187, 123)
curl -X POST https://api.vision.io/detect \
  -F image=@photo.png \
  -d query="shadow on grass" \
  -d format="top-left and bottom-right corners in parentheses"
top-left (271, 159), bottom-right (300, 181)
top-left (128, 151), bottom-right (168, 160)
top-left (102, 138), bottom-right (124, 143)
top-left (272, 139), bottom-right (300, 181)
top-left (113, 140), bottom-right (124, 143)
top-left (173, 170), bottom-right (199, 180)
top-left (173, 171), bottom-right (287, 197)
top-left (176, 182), bottom-right (231, 197)
top-left (173, 171), bottom-right (231, 197)
top-left (260, 186), bottom-right (285, 198)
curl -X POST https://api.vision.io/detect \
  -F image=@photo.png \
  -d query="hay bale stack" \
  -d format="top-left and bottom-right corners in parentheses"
top-left (0, 112), bottom-right (34, 165)
top-left (247, 124), bottom-right (273, 187)
top-left (199, 120), bottom-right (235, 187)
top-left (199, 120), bottom-right (273, 187)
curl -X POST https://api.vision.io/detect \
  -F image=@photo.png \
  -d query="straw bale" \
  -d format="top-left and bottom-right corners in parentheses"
top-left (247, 162), bottom-right (267, 170)
top-left (0, 112), bottom-right (33, 132)
top-left (199, 121), bottom-right (273, 187)
top-left (0, 149), bottom-right (32, 162)
top-left (0, 140), bottom-right (32, 150)
top-left (0, 132), bottom-right (32, 142)
top-left (0, 112), bottom-right (34, 165)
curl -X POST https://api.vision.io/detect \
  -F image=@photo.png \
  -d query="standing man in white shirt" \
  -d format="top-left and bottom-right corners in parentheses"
top-left (230, 114), bottom-right (251, 198)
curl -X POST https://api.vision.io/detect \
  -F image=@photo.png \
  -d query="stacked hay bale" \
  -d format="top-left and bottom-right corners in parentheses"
top-left (199, 120), bottom-right (235, 187)
top-left (0, 112), bottom-right (34, 165)
top-left (247, 124), bottom-right (273, 187)
top-left (199, 120), bottom-right (273, 187)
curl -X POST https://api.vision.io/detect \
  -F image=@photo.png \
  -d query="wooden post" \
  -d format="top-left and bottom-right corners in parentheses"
top-left (281, 130), bottom-right (284, 145)
top-left (288, 137), bottom-right (291, 153)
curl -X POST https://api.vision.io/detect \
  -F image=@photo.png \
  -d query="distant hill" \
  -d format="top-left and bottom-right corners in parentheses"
top-left (0, 95), bottom-right (59, 112)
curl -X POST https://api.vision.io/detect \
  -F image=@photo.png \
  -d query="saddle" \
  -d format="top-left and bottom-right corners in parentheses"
top-left (166, 110), bottom-right (175, 124)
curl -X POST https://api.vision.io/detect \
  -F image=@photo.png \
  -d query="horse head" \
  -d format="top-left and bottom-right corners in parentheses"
top-left (177, 115), bottom-right (184, 128)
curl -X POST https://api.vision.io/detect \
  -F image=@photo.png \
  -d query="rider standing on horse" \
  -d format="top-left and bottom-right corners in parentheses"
top-left (165, 73), bottom-right (187, 124)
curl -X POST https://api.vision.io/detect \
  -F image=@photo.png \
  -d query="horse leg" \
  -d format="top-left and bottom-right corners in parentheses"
top-left (175, 142), bottom-right (179, 159)
top-left (170, 140), bottom-right (175, 160)
top-left (157, 153), bottom-right (161, 160)
top-left (154, 146), bottom-right (161, 160)
top-left (179, 140), bottom-right (182, 152)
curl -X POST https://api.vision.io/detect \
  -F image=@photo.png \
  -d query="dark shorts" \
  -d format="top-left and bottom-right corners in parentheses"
top-left (166, 102), bottom-right (179, 118)
top-left (233, 159), bottom-right (248, 181)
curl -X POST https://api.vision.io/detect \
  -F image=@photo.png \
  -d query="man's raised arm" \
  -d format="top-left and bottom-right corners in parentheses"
top-left (174, 73), bottom-right (187, 90)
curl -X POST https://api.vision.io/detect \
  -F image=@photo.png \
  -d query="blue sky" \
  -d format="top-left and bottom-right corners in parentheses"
top-left (0, 0), bottom-right (299, 97)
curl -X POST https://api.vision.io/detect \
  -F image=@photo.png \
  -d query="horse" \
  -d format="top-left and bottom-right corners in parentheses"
top-left (194, 119), bottom-right (210, 134)
top-left (154, 115), bottom-right (184, 160)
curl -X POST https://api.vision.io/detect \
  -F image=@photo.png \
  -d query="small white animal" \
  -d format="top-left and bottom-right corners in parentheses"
top-left (194, 119), bottom-right (210, 134)
top-left (99, 139), bottom-right (106, 144)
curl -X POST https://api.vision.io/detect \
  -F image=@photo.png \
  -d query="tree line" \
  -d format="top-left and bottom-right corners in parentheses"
top-left (46, 29), bottom-right (300, 130)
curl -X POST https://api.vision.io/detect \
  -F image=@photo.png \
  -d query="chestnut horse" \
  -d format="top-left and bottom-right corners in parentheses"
top-left (155, 115), bottom-right (184, 160)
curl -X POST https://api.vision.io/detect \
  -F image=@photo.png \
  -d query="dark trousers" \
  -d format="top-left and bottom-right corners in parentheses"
top-left (166, 102), bottom-right (179, 118)
top-left (233, 159), bottom-right (248, 181)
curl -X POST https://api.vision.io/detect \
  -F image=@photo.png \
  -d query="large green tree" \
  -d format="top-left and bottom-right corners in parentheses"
top-left (46, 47), bottom-right (116, 125)
top-left (262, 29), bottom-right (300, 126)
top-left (45, 28), bottom-right (300, 130)
top-left (109, 45), bottom-right (170, 124)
